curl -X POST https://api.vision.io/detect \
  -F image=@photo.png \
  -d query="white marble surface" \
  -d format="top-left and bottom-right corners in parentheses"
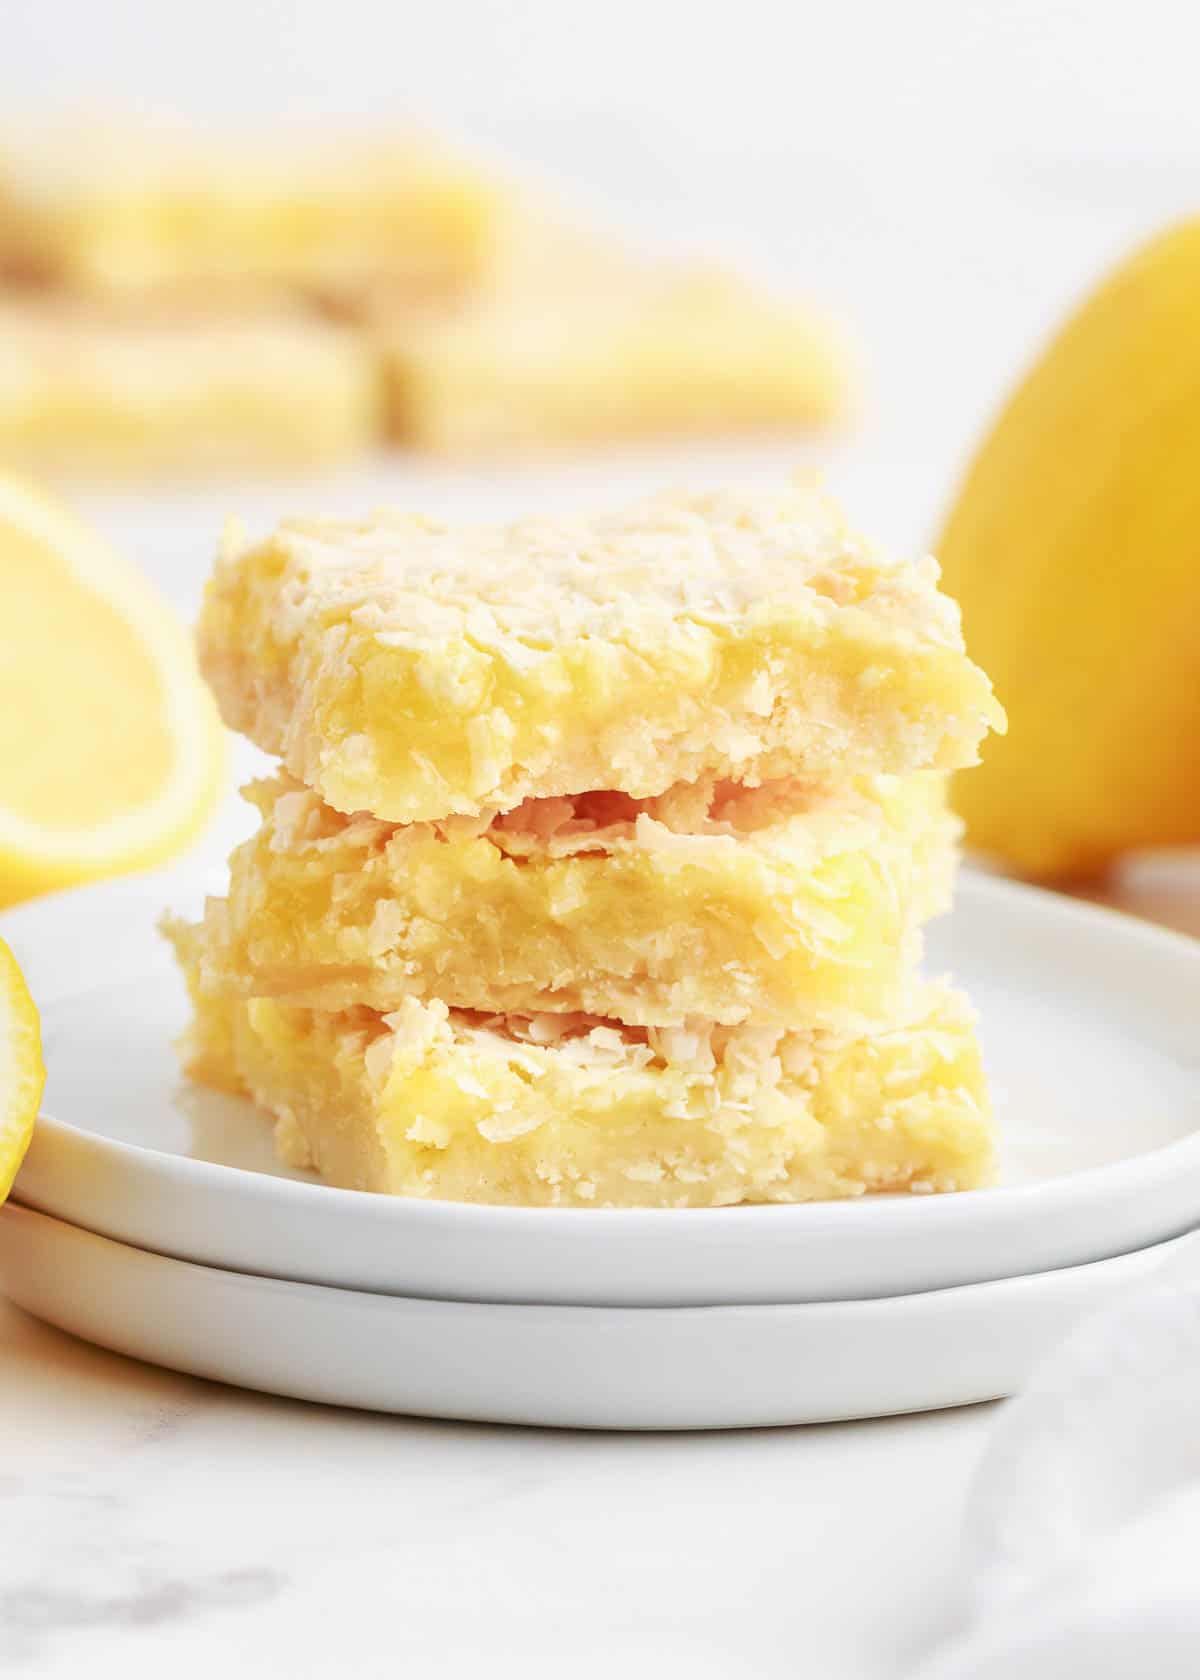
top-left (0, 1297), bottom-right (994, 1678)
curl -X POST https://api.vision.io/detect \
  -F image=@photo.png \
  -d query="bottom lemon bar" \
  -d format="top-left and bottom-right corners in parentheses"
top-left (169, 932), bottom-right (992, 1209)
top-left (0, 298), bottom-right (380, 472)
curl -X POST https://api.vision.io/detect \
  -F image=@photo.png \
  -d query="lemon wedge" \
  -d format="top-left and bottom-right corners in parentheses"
top-left (0, 475), bottom-right (223, 906)
top-left (0, 938), bottom-right (44, 1201)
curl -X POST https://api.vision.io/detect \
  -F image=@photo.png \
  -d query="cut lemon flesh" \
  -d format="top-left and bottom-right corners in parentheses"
top-left (0, 475), bottom-right (224, 905)
top-left (0, 938), bottom-right (44, 1201)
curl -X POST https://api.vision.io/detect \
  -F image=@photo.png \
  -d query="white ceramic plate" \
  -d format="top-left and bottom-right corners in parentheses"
top-left (3, 1203), bottom-right (1195, 1430)
top-left (7, 868), bottom-right (1200, 1307)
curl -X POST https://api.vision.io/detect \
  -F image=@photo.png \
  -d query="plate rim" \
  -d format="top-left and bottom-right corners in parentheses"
top-left (20, 1096), bottom-right (1200, 1232)
top-left (5, 1199), bottom-right (1197, 1316)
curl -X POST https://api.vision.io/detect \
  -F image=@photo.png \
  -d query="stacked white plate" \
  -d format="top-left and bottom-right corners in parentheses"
top-left (3, 868), bottom-right (1199, 1430)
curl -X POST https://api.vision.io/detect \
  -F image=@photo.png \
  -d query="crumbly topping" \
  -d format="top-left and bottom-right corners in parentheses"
top-left (483, 776), bottom-right (825, 857)
top-left (224, 483), bottom-right (965, 653)
top-left (246, 769), bottom-right (944, 863)
top-left (363, 989), bottom-right (974, 1084)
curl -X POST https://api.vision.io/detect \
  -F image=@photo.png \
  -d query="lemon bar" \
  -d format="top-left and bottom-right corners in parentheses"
top-left (0, 122), bottom-right (502, 304)
top-left (198, 484), bottom-right (1004, 823)
top-left (167, 947), bottom-right (992, 1209)
top-left (0, 298), bottom-right (380, 472)
top-left (188, 771), bottom-right (958, 1029)
top-left (378, 264), bottom-right (850, 452)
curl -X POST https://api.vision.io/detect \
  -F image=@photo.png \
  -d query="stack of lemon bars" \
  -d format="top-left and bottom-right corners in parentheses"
top-left (168, 481), bottom-right (1005, 1208)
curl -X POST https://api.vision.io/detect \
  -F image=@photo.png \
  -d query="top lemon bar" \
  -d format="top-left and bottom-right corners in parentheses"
top-left (198, 483), bottom-right (1004, 824)
top-left (0, 121), bottom-right (502, 303)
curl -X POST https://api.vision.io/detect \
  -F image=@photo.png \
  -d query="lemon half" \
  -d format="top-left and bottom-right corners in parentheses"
top-left (0, 475), bottom-right (224, 906)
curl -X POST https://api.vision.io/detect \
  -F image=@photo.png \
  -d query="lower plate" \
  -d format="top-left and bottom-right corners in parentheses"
top-left (1, 1204), bottom-right (1193, 1430)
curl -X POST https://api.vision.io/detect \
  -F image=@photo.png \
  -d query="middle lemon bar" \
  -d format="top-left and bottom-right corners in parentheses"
top-left (189, 770), bottom-right (958, 1030)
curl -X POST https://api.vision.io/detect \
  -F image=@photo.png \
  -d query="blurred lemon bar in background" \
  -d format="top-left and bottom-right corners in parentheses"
top-left (168, 928), bottom-right (991, 1209)
top-left (0, 297), bottom-right (379, 473)
top-left (368, 209), bottom-right (853, 449)
top-left (377, 260), bottom-right (851, 452)
top-left (175, 770), bottom-right (958, 1030)
top-left (0, 120), bottom-right (505, 306)
top-left (0, 125), bottom-right (857, 467)
top-left (197, 484), bottom-right (1003, 824)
